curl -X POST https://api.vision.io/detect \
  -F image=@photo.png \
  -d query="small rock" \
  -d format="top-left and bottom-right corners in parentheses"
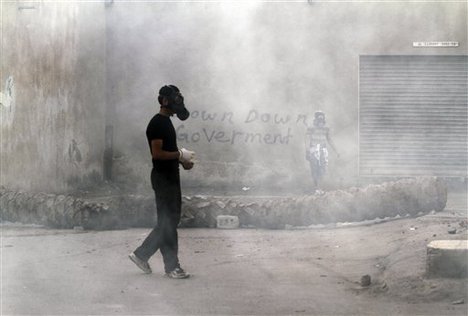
top-left (360, 275), bottom-right (371, 287)
top-left (452, 299), bottom-right (464, 305)
top-left (285, 224), bottom-right (294, 230)
top-left (196, 202), bottom-right (211, 208)
top-left (244, 207), bottom-right (255, 216)
top-left (215, 201), bottom-right (226, 209)
top-left (448, 228), bottom-right (457, 234)
top-left (73, 226), bottom-right (84, 231)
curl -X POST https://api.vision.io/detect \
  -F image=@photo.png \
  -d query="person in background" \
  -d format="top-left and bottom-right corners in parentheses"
top-left (129, 85), bottom-right (195, 279)
top-left (305, 111), bottom-right (339, 192)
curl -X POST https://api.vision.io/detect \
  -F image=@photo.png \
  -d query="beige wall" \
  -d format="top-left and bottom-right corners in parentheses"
top-left (0, 2), bottom-right (107, 193)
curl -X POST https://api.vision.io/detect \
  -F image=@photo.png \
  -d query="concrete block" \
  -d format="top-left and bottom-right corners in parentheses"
top-left (216, 215), bottom-right (239, 229)
top-left (426, 240), bottom-right (468, 278)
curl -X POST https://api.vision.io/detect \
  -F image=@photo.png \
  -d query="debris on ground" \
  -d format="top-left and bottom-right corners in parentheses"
top-left (448, 228), bottom-right (457, 234)
top-left (361, 275), bottom-right (371, 287)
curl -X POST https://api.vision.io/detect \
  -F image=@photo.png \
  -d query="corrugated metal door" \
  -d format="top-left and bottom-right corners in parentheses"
top-left (359, 55), bottom-right (467, 177)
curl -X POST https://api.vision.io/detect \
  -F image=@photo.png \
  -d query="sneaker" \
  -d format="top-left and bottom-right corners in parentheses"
top-left (128, 252), bottom-right (152, 274)
top-left (165, 267), bottom-right (190, 279)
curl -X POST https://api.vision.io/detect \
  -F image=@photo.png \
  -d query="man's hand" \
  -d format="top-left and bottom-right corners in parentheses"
top-left (179, 148), bottom-right (195, 163)
top-left (181, 161), bottom-right (194, 170)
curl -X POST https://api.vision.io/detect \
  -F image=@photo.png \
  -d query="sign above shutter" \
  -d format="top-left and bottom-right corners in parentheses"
top-left (413, 42), bottom-right (459, 47)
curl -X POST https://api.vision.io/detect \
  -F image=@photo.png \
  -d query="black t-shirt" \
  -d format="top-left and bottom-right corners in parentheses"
top-left (146, 114), bottom-right (179, 172)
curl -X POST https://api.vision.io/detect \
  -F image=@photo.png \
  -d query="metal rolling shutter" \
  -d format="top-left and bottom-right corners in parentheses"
top-left (359, 55), bottom-right (468, 177)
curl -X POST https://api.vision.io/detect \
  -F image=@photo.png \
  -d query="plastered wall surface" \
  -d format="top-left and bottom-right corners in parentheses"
top-left (1, 2), bottom-right (107, 193)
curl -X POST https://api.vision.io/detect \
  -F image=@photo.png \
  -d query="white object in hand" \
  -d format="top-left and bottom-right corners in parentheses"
top-left (179, 148), bottom-right (195, 163)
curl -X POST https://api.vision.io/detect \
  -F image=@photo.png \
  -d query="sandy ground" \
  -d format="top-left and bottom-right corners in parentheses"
top-left (1, 192), bottom-right (467, 316)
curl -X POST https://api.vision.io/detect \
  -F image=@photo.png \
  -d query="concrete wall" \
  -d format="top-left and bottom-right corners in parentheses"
top-left (0, 1), bottom-right (466, 195)
top-left (0, 2), bottom-right (107, 193)
top-left (0, 177), bottom-right (448, 229)
top-left (104, 1), bottom-right (467, 194)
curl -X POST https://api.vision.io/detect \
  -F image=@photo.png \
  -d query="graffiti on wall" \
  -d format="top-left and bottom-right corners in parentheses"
top-left (176, 109), bottom-right (311, 146)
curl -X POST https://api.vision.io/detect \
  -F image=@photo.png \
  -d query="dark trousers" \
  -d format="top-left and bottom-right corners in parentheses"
top-left (134, 168), bottom-right (181, 273)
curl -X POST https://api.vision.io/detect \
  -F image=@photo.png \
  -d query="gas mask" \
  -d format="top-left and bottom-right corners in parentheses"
top-left (168, 90), bottom-right (190, 121)
top-left (159, 85), bottom-right (190, 121)
top-left (313, 111), bottom-right (326, 127)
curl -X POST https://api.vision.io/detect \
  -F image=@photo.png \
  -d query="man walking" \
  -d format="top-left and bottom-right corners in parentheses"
top-left (129, 85), bottom-right (195, 279)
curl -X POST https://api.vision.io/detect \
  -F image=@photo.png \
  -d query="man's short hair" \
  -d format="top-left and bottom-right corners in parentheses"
top-left (158, 85), bottom-right (180, 105)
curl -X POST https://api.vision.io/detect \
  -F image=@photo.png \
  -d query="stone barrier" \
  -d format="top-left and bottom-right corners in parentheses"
top-left (0, 177), bottom-right (447, 229)
top-left (0, 189), bottom-right (156, 229)
top-left (180, 177), bottom-right (447, 228)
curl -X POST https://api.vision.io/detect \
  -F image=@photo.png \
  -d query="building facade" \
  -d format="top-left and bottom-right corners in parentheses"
top-left (1, 1), bottom-right (466, 194)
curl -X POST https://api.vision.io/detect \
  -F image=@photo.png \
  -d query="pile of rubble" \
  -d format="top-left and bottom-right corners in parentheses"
top-left (180, 177), bottom-right (447, 228)
top-left (0, 190), bottom-right (112, 229)
top-left (0, 177), bottom-right (447, 229)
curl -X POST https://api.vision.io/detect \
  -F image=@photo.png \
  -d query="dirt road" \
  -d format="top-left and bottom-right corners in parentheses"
top-left (2, 206), bottom-right (467, 315)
